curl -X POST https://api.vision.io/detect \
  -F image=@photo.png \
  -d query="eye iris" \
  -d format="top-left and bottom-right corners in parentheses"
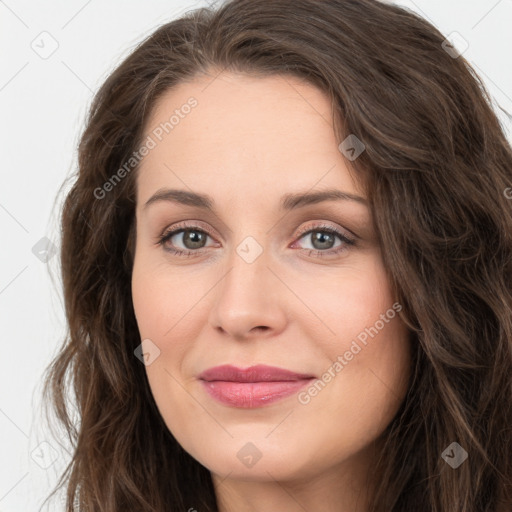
top-left (182, 229), bottom-right (206, 249)
top-left (311, 231), bottom-right (335, 250)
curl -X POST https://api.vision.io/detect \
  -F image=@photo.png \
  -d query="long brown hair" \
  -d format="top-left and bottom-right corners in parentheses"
top-left (41, 0), bottom-right (512, 510)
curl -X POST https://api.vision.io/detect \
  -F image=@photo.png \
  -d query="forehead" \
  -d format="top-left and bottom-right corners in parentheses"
top-left (136, 71), bottom-right (364, 207)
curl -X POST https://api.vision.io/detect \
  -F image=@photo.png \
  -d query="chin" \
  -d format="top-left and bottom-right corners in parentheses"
top-left (186, 436), bottom-right (322, 483)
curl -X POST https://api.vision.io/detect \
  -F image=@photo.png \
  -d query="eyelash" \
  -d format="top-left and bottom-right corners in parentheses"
top-left (155, 221), bottom-right (357, 259)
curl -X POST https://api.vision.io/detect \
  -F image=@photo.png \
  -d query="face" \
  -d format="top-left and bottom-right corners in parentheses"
top-left (131, 71), bottom-right (411, 485)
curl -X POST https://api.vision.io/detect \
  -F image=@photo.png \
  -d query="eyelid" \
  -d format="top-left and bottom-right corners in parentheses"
top-left (158, 219), bottom-right (217, 240)
top-left (293, 221), bottom-right (356, 241)
top-left (158, 219), bottom-right (354, 240)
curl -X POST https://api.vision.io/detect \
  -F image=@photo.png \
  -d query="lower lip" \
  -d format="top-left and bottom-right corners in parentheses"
top-left (200, 379), bottom-right (313, 408)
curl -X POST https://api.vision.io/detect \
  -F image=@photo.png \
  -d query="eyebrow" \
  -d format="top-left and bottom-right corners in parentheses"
top-left (143, 188), bottom-right (368, 212)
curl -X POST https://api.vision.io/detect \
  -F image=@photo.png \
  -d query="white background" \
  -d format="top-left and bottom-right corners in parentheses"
top-left (1, 1), bottom-right (511, 510)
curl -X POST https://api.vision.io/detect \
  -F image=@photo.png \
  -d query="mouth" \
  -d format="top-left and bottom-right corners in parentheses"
top-left (198, 364), bottom-right (316, 408)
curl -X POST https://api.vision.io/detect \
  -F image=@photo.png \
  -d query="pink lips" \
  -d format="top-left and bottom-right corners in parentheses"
top-left (198, 364), bottom-right (315, 408)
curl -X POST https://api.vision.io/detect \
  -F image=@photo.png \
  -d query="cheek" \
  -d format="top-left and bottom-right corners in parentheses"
top-left (131, 261), bottom-right (199, 436)
top-left (131, 257), bottom-right (198, 341)
top-left (296, 255), bottom-right (411, 413)
top-left (294, 255), bottom-right (398, 352)
top-left (132, 271), bottom-right (170, 339)
top-left (131, 255), bottom-right (208, 394)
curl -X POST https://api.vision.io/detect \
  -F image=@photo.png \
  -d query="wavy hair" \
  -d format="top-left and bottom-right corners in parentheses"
top-left (41, 0), bottom-right (512, 510)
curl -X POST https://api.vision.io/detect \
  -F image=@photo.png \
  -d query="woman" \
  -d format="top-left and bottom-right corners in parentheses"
top-left (42, 0), bottom-right (512, 510)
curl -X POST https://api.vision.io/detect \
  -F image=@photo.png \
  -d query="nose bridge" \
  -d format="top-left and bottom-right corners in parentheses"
top-left (208, 231), bottom-right (287, 338)
top-left (230, 234), bottom-right (269, 294)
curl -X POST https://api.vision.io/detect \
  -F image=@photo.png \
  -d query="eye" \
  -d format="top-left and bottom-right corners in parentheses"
top-left (291, 223), bottom-right (356, 258)
top-left (156, 221), bottom-right (216, 257)
top-left (155, 221), bottom-right (357, 258)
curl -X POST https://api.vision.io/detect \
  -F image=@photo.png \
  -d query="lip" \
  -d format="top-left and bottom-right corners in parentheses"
top-left (198, 364), bottom-right (315, 408)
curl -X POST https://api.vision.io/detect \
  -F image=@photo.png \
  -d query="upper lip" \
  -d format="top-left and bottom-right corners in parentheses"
top-left (198, 364), bottom-right (315, 382)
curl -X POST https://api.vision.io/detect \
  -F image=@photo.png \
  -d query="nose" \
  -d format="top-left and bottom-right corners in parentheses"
top-left (208, 242), bottom-right (288, 341)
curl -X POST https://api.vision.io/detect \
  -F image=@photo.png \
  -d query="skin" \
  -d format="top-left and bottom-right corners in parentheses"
top-left (131, 70), bottom-right (411, 512)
